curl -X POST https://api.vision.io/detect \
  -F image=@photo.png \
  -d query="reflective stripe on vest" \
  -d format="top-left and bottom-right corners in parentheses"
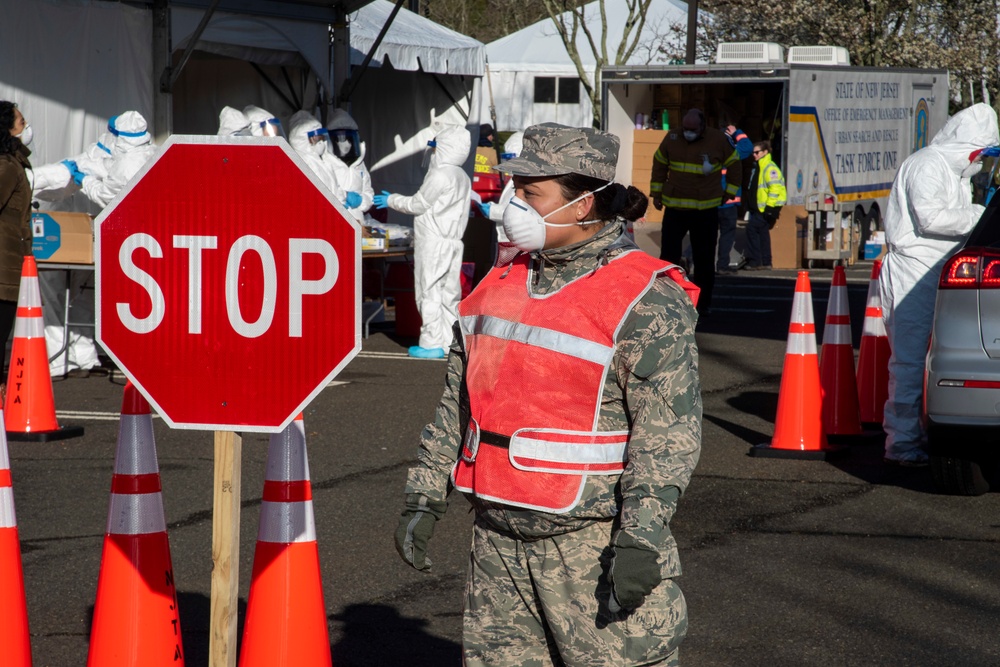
top-left (459, 315), bottom-right (615, 366)
top-left (509, 428), bottom-right (630, 474)
top-left (451, 249), bottom-right (674, 513)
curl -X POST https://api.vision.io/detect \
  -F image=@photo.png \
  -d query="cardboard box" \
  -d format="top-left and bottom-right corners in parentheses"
top-left (864, 242), bottom-right (887, 260)
top-left (634, 129), bottom-right (668, 145)
top-left (32, 211), bottom-right (93, 264)
top-left (771, 206), bottom-right (808, 269)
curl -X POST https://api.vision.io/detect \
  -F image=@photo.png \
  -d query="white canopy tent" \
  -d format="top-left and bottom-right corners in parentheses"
top-left (482, 0), bottom-right (693, 131)
top-left (345, 0), bottom-right (486, 218)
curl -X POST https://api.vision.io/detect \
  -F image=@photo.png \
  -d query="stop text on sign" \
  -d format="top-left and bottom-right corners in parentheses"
top-left (117, 233), bottom-right (338, 338)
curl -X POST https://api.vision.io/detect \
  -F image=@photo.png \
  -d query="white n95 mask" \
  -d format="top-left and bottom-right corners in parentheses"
top-left (16, 124), bottom-right (32, 147)
top-left (501, 182), bottom-right (612, 252)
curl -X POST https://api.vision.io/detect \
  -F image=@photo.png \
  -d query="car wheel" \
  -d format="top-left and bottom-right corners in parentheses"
top-left (930, 455), bottom-right (990, 496)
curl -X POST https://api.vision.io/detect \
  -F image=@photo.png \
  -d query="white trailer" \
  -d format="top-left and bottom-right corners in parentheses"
top-left (603, 44), bottom-right (949, 266)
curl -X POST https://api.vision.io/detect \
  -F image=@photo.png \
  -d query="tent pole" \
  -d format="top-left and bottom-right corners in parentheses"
top-left (163, 0), bottom-right (222, 92)
top-left (485, 60), bottom-right (500, 154)
top-left (152, 0), bottom-right (172, 142)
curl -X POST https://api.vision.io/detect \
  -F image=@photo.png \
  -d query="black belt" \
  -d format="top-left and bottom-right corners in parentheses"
top-left (479, 430), bottom-right (510, 449)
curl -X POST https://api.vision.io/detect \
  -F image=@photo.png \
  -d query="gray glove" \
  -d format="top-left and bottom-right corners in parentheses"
top-left (606, 532), bottom-right (662, 613)
top-left (394, 494), bottom-right (447, 571)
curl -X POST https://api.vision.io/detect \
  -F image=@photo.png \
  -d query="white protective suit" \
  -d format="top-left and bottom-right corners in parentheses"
top-left (217, 106), bottom-right (250, 135)
top-left (880, 102), bottom-right (1000, 462)
top-left (387, 125), bottom-right (472, 350)
top-left (288, 110), bottom-right (343, 198)
top-left (244, 105), bottom-right (284, 138)
top-left (36, 134), bottom-right (116, 374)
top-left (486, 131), bottom-right (524, 242)
top-left (327, 109), bottom-right (374, 224)
top-left (80, 111), bottom-right (155, 208)
top-left (30, 132), bottom-right (116, 202)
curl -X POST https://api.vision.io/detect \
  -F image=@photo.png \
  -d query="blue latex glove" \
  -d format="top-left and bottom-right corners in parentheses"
top-left (345, 191), bottom-right (362, 209)
top-left (478, 202), bottom-right (491, 218)
top-left (373, 190), bottom-right (392, 210)
top-left (61, 160), bottom-right (86, 186)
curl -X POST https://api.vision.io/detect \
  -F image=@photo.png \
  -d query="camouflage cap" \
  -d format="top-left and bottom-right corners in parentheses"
top-left (495, 123), bottom-right (620, 181)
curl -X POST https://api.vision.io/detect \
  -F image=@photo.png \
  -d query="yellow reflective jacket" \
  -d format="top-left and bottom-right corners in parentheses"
top-left (650, 128), bottom-right (742, 210)
top-left (753, 152), bottom-right (787, 212)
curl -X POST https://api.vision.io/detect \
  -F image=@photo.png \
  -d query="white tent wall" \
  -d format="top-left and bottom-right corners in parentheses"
top-left (0, 0), bottom-right (154, 215)
top-left (171, 53), bottom-right (320, 134)
top-left (482, 0), bottom-right (691, 132)
top-left (170, 7), bottom-right (329, 134)
top-left (485, 66), bottom-right (592, 131)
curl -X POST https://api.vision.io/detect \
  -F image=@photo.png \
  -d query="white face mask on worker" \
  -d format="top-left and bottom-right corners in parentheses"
top-left (501, 182), bottom-right (612, 252)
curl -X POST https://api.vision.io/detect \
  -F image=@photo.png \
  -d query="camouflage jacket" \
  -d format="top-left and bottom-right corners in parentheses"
top-left (404, 221), bottom-right (701, 573)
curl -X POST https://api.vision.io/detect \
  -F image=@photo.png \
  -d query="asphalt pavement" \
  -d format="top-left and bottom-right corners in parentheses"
top-left (12, 261), bottom-right (1000, 667)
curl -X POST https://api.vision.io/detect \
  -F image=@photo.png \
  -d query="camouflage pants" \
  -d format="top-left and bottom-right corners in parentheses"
top-left (463, 520), bottom-right (686, 667)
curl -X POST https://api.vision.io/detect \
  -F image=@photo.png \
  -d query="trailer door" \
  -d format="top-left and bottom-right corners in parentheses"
top-left (911, 84), bottom-right (933, 152)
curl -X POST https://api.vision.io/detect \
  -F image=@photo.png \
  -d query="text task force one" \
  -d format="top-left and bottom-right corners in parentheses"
top-left (115, 233), bottom-right (340, 338)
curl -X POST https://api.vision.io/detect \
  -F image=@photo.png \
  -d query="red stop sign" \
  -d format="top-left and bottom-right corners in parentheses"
top-left (96, 136), bottom-right (361, 432)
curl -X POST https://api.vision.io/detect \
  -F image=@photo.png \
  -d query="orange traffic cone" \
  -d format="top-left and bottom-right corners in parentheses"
top-left (819, 266), bottom-right (862, 436)
top-left (751, 271), bottom-right (842, 459)
top-left (857, 260), bottom-right (890, 426)
top-left (239, 414), bottom-right (331, 667)
top-left (88, 383), bottom-right (183, 667)
top-left (0, 411), bottom-right (32, 667)
top-left (4, 256), bottom-right (83, 441)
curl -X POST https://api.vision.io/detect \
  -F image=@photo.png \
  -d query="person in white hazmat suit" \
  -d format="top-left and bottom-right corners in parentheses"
top-left (373, 125), bottom-right (472, 359)
top-left (30, 130), bottom-right (118, 375)
top-left (880, 102), bottom-right (1000, 465)
top-left (480, 130), bottom-right (523, 244)
top-left (243, 105), bottom-right (285, 138)
top-left (217, 106), bottom-right (251, 136)
top-left (29, 131), bottom-right (116, 202)
top-left (327, 109), bottom-right (374, 224)
top-left (287, 110), bottom-right (344, 199)
top-left (38, 113), bottom-right (153, 376)
top-left (78, 111), bottom-right (155, 208)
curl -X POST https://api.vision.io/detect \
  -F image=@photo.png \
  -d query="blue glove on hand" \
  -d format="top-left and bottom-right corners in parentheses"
top-left (478, 202), bottom-right (491, 218)
top-left (345, 191), bottom-right (362, 209)
top-left (373, 190), bottom-right (392, 210)
top-left (62, 160), bottom-right (86, 187)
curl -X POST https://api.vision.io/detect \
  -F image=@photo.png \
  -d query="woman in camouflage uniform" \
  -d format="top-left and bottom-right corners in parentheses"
top-left (395, 123), bottom-right (702, 667)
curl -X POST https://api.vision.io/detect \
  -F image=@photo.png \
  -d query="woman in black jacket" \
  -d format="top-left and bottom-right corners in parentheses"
top-left (0, 101), bottom-right (34, 382)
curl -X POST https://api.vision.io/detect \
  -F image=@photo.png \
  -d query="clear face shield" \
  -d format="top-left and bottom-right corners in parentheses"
top-left (307, 128), bottom-right (332, 157)
top-left (421, 139), bottom-right (437, 169)
top-left (330, 129), bottom-right (360, 161)
top-left (256, 117), bottom-right (285, 138)
top-left (972, 146), bottom-right (1000, 205)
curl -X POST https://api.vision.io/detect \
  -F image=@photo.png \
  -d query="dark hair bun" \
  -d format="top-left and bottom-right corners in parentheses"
top-left (608, 183), bottom-right (628, 214)
top-left (621, 186), bottom-right (649, 221)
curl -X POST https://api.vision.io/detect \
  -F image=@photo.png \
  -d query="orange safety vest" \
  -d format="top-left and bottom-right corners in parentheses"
top-left (451, 249), bottom-right (698, 513)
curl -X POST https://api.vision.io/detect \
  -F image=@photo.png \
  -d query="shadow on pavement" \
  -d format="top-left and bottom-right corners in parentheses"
top-left (331, 603), bottom-right (462, 667)
top-left (827, 435), bottom-right (939, 494)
